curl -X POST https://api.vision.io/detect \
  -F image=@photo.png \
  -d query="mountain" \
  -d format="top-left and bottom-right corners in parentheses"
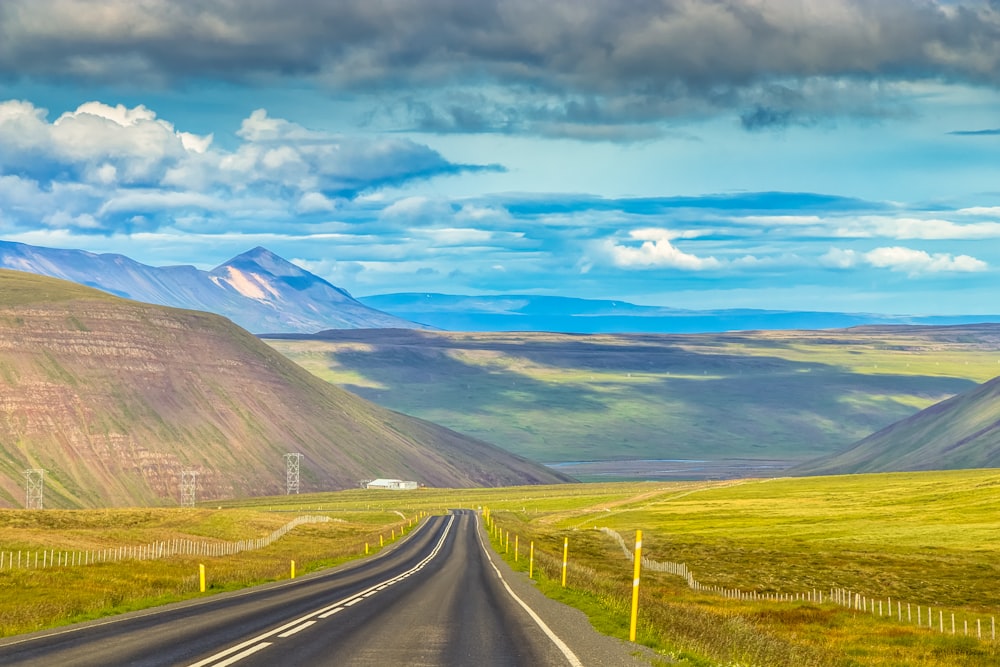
top-left (359, 293), bottom-right (1000, 334)
top-left (792, 374), bottom-right (1000, 476)
top-left (0, 240), bottom-right (417, 334)
top-left (0, 270), bottom-right (570, 508)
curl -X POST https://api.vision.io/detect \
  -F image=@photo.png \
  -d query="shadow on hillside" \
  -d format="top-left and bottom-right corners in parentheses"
top-left (315, 331), bottom-right (980, 436)
top-left (297, 328), bottom-right (825, 373)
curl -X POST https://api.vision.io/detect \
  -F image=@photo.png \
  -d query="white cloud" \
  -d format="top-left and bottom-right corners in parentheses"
top-left (455, 204), bottom-right (513, 225)
top-left (416, 227), bottom-right (525, 247)
top-left (380, 196), bottom-right (455, 225)
top-left (97, 190), bottom-right (229, 215)
top-left (864, 246), bottom-right (987, 274)
top-left (823, 245), bottom-right (988, 275)
top-left (601, 228), bottom-right (721, 270)
top-left (820, 247), bottom-right (860, 269)
top-left (957, 206), bottom-right (1000, 216)
top-left (295, 192), bottom-right (336, 213)
top-left (0, 99), bottom-right (480, 234)
top-left (836, 216), bottom-right (1000, 240)
top-left (0, 99), bottom-right (210, 186)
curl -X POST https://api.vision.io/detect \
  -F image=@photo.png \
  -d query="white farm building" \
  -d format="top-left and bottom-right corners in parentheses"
top-left (365, 478), bottom-right (419, 490)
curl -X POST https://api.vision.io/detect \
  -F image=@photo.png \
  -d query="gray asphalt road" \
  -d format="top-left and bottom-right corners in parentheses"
top-left (0, 510), bottom-right (652, 666)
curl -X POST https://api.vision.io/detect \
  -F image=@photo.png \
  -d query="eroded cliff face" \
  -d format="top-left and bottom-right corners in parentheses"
top-left (0, 304), bottom-right (262, 506)
top-left (0, 273), bottom-right (570, 508)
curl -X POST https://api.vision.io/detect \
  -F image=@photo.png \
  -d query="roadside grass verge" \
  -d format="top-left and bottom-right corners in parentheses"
top-left (475, 470), bottom-right (1000, 665)
top-left (0, 506), bottom-right (417, 636)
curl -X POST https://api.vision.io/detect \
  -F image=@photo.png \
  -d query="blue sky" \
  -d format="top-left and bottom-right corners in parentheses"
top-left (1, 1), bottom-right (1000, 314)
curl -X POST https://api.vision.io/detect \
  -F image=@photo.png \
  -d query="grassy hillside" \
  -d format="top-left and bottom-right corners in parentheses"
top-left (794, 374), bottom-right (1000, 475)
top-left (0, 271), bottom-right (569, 508)
top-left (264, 327), bottom-right (1000, 467)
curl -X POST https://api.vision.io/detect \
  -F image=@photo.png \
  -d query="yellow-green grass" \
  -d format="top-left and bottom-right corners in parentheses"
top-left (5, 471), bottom-right (1000, 664)
top-left (264, 329), bottom-right (1000, 463)
top-left (0, 504), bottom-right (417, 636)
top-left (481, 470), bottom-right (1000, 666)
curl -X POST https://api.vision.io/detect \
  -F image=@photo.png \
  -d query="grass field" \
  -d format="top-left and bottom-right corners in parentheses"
top-left (264, 327), bottom-right (1000, 466)
top-left (0, 504), bottom-right (416, 636)
top-left (3, 469), bottom-right (999, 665)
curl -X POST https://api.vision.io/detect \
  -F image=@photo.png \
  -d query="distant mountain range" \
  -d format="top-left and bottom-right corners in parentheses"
top-left (0, 241), bottom-right (417, 334)
top-left (359, 293), bottom-right (1000, 334)
top-left (3, 239), bottom-right (998, 335)
top-left (0, 270), bottom-right (569, 508)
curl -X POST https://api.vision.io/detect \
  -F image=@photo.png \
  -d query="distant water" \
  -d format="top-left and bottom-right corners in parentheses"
top-left (545, 458), bottom-right (793, 481)
top-left (547, 459), bottom-right (707, 467)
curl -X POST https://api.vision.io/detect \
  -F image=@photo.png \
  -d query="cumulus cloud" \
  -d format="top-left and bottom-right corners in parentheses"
top-left (822, 246), bottom-right (988, 274)
top-left (0, 99), bottom-right (206, 185)
top-left (1, 1), bottom-right (999, 136)
top-left (820, 248), bottom-right (861, 269)
top-left (0, 100), bottom-right (489, 233)
top-left (601, 228), bottom-right (722, 270)
top-left (865, 246), bottom-right (987, 274)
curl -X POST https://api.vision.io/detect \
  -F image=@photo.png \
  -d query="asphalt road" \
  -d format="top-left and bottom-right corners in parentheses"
top-left (0, 510), bottom-right (650, 666)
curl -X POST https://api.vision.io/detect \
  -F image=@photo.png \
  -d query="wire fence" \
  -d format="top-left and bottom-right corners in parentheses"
top-left (0, 515), bottom-right (333, 570)
top-left (599, 526), bottom-right (997, 642)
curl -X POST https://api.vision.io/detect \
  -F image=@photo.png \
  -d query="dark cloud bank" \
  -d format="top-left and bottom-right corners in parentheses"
top-left (2, 1), bottom-right (999, 137)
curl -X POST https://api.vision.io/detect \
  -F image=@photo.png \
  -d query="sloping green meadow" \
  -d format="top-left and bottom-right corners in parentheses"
top-left (265, 327), bottom-right (1000, 465)
top-left (3, 470), bottom-right (999, 665)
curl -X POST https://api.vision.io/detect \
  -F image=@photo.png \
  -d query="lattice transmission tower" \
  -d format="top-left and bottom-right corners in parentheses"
top-left (24, 469), bottom-right (44, 509)
top-left (180, 470), bottom-right (198, 507)
top-left (284, 453), bottom-right (302, 495)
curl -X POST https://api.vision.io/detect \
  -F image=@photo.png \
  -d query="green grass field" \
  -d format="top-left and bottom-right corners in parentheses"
top-left (264, 328), bottom-right (1000, 465)
top-left (0, 504), bottom-right (417, 636)
top-left (3, 469), bottom-right (999, 665)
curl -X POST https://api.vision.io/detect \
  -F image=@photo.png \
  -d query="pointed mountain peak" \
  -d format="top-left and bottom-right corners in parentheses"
top-left (214, 246), bottom-right (310, 279)
top-left (240, 246), bottom-right (280, 260)
top-left (211, 247), bottom-right (354, 300)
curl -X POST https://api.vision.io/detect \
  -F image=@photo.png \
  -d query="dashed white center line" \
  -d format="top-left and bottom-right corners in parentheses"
top-left (188, 516), bottom-right (454, 667)
top-left (210, 642), bottom-right (272, 667)
top-left (277, 621), bottom-right (316, 638)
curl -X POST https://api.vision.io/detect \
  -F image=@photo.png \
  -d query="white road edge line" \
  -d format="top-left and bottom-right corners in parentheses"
top-left (475, 516), bottom-right (584, 667)
top-left (187, 515), bottom-right (455, 667)
top-left (317, 607), bottom-right (343, 619)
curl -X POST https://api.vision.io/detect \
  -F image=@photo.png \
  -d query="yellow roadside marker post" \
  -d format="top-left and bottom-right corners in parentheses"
top-left (629, 530), bottom-right (642, 642)
top-left (380, 535), bottom-right (384, 547)
top-left (365, 542), bottom-right (369, 555)
top-left (562, 537), bottom-right (569, 587)
top-left (529, 542), bottom-right (534, 579)
top-left (291, 560), bottom-right (296, 579)
top-left (505, 531), bottom-right (509, 554)
top-left (199, 563), bottom-right (206, 593)
top-left (515, 535), bottom-right (519, 562)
